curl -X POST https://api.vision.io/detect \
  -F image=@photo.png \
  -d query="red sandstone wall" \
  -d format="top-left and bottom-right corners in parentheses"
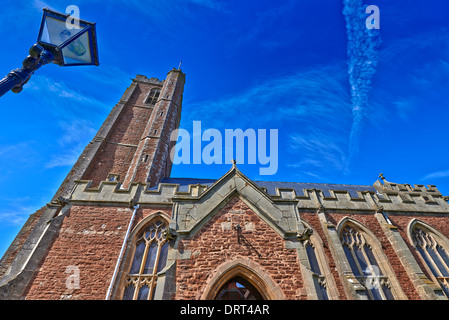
top-left (22, 199), bottom-right (449, 300)
top-left (24, 204), bottom-right (171, 300)
top-left (24, 205), bottom-right (131, 299)
top-left (82, 82), bottom-right (156, 186)
top-left (325, 212), bottom-right (421, 300)
top-left (128, 71), bottom-right (184, 188)
top-left (299, 212), bottom-right (449, 300)
top-left (175, 196), bottom-right (304, 300)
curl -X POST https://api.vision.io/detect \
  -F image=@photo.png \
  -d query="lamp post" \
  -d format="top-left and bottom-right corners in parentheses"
top-left (0, 8), bottom-right (99, 98)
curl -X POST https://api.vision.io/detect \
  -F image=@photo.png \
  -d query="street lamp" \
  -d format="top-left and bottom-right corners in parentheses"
top-left (0, 8), bottom-right (99, 98)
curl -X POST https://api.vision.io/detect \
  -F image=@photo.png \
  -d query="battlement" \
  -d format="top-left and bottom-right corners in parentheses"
top-left (68, 179), bottom-right (213, 205)
top-left (67, 176), bottom-right (449, 214)
top-left (375, 179), bottom-right (441, 194)
top-left (133, 74), bottom-right (164, 86)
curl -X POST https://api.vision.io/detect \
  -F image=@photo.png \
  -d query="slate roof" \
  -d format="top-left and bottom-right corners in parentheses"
top-left (157, 177), bottom-right (378, 199)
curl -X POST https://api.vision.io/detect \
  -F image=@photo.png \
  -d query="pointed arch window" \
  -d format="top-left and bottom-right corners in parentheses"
top-left (215, 276), bottom-right (264, 300)
top-left (340, 226), bottom-right (394, 300)
top-left (304, 240), bottom-right (329, 300)
top-left (145, 88), bottom-right (160, 105)
top-left (122, 219), bottom-right (169, 300)
top-left (412, 227), bottom-right (449, 298)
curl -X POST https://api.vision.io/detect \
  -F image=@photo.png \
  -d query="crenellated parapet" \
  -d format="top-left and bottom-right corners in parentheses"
top-left (67, 172), bottom-right (449, 216)
top-left (68, 179), bottom-right (214, 206)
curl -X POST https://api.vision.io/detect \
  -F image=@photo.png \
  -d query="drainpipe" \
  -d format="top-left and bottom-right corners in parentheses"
top-left (105, 204), bottom-right (140, 300)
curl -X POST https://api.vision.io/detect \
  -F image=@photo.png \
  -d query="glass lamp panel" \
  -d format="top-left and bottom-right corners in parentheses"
top-left (61, 29), bottom-right (93, 65)
top-left (39, 15), bottom-right (85, 47)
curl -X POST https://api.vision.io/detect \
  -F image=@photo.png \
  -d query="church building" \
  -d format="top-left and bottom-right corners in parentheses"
top-left (1, 68), bottom-right (448, 300)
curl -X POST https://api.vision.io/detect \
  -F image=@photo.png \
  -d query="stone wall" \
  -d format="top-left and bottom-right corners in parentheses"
top-left (24, 205), bottom-right (131, 299)
top-left (175, 196), bottom-right (304, 300)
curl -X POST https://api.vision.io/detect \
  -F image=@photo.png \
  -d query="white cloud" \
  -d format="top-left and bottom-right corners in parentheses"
top-left (56, 119), bottom-right (96, 146)
top-left (343, 0), bottom-right (381, 165)
top-left (45, 119), bottom-right (96, 169)
top-left (45, 148), bottom-right (81, 168)
top-left (289, 133), bottom-right (348, 172)
top-left (183, 63), bottom-right (353, 175)
top-left (29, 75), bottom-right (106, 106)
top-left (25, 75), bottom-right (111, 126)
top-left (0, 197), bottom-right (38, 226)
top-left (0, 143), bottom-right (30, 157)
top-left (422, 170), bottom-right (449, 181)
top-left (83, 65), bottom-right (132, 90)
top-left (33, 0), bottom-right (53, 11)
top-left (185, 63), bottom-right (350, 126)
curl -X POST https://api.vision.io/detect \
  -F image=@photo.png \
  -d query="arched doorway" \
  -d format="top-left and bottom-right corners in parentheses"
top-left (214, 276), bottom-right (264, 300)
top-left (201, 258), bottom-right (285, 300)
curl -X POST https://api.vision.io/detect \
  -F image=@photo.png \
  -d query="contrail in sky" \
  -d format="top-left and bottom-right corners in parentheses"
top-left (342, 0), bottom-right (381, 168)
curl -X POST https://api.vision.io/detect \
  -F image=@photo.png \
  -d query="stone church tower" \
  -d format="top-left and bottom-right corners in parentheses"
top-left (1, 68), bottom-right (449, 301)
top-left (0, 68), bottom-right (185, 299)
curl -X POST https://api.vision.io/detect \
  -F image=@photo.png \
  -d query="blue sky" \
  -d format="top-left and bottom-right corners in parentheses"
top-left (0, 0), bottom-right (448, 257)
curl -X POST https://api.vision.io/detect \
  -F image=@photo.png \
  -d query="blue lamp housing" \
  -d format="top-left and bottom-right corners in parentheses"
top-left (37, 8), bottom-right (100, 67)
top-left (0, 7), bottom-right (99, 97)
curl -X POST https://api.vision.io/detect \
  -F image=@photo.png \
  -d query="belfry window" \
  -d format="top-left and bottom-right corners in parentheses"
top-left (122, 219), bottom-right (169, 300)
top-left (145, 88), bottom-right (160, 105)
top-left (340, 226), bottom-right (394, 300)
top-left (412, 227), bottom-right (449, 298)
top-left (305, 241), bottom-right (329, 300)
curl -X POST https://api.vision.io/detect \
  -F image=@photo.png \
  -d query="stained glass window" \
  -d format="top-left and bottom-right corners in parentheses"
top-left (340, 226), bottom-right (394, 300)
top-left (412, 227), bottom-right (449, 298)
top-left (122, 219), bottom-right (168, 300)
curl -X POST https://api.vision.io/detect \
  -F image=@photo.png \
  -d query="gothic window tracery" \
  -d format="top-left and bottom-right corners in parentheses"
top-left (340, 225), bottom-right (394, 300)
top-left (412, 226), bottom-right (449, 298)
top-left (304, 241), bottom-right (329, 300)
top-left (122, 219), bottom-right (169, 300)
